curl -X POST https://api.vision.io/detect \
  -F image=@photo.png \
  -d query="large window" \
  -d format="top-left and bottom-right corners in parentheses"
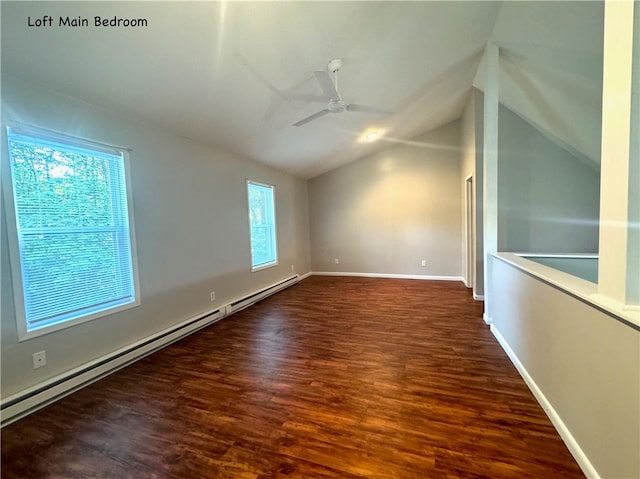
top-left (247, 180), bottom-right (277, 271)
top-left (5, 125), bottom-right (139, 339)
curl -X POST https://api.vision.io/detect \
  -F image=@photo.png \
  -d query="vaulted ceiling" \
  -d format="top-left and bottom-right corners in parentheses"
top-left (2, 1), bottom-right (603, 178)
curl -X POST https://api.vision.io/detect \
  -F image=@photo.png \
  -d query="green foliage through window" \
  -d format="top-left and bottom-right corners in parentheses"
top-left (6, 125), bottom-right (138, 334)
top-left (247, 181), bottom-right (277, 269)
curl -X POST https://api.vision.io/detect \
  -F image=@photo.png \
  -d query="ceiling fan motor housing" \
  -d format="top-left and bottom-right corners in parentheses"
top-left (328, 99), bottom-right (347, 113)
top-left (327, 59), bottom-right (343, 73)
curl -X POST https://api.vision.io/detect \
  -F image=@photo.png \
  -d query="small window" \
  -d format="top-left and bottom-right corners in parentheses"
top-left (5, 125), bottom-right (140, 339)
top-left (247, 180), bottom-right (278, 271)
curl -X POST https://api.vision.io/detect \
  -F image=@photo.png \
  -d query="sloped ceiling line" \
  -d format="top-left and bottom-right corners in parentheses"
top-left (0, 1), bottom-right (506, 178)
top-left (475, 1), bottom-right (605, 170)
top-left (500, 53), bottom-right (600, 167)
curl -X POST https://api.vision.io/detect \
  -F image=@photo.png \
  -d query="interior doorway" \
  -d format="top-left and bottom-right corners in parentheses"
top-left (465, 176), bottom-right (474, 290)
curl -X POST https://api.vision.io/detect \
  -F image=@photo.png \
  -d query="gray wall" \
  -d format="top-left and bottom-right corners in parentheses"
top-left (489, 255), bottom-right (639, 479)
top-left (497, 105), bottom-right (600, 253)
top-left (308, 121), bottom-right (463, 278)
top-left (0, 76), bottom-right (311, 397)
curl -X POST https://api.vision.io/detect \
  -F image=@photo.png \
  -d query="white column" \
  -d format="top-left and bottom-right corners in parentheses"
top-left (597, 0), bottom-right (636, 307)
top-left (626, 2), bottom-right (639, 306)
top-left (483, 42), bottom-right (499, 323)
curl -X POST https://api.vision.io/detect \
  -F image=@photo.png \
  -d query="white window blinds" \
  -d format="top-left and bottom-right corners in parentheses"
top-left (247, 181), bottom-right (278, 270)
top-left (6, 125), bottom-right (139, 335)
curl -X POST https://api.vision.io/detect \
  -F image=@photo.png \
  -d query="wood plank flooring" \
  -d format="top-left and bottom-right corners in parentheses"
top-left (1, 276), bottom-right (585, 478)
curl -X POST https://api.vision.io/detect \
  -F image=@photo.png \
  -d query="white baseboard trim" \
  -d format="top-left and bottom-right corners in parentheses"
top-left (1, 275), bottom-right (301, 428)
top-left (473, 293), bottom-right (484, 301)
top-left (298, 271), bottom-right (313, 281)
top-left (490, 324), bottom-right (600, 479)
top-left (312, 271), bottom-right (464, 282)
top-left (482, 313), bottom-right (491, 324)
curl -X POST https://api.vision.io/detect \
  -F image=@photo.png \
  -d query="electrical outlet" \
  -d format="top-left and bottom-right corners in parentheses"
top-left (421, 260), bottom-right (426, 267)
top-left (33, 351), bottom-right (46, 369)
top-left (334, 258), bottom-right (340, 265)
top-left (291, 264), bottom-right (294, 272)
top-left (210, 291), bottom-right (216, 301)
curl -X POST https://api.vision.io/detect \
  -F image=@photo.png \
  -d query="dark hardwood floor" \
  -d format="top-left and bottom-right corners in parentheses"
top-left (1, 276), bottom-right (585, 478)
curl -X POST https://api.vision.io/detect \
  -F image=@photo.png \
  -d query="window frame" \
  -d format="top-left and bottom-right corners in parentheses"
top-left (3, 123), bottom-right (141, 341)
top-left (246, 179), bottom-right (278, 272)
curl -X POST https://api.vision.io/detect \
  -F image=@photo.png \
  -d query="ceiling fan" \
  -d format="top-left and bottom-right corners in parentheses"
top-left (293, 59), bottom-right (390, 127)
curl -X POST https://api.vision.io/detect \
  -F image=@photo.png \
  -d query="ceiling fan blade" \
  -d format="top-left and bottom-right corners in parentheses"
top-left (236, 53), bottom-right (282, 97)
top-left (261, 95), bottom-right (284, 122)
top-left (314, 71), bottom-right (339, 100)
top-left (346, 104), bottom-right (392, 115)
top-left (285, 93), bottom-right (328, 103)
top-left (293, 109), bottom-right (330, 127)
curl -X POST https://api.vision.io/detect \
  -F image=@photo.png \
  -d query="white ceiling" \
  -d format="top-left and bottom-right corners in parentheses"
top-left (2, 1), bottom-right (501, 178)
top-left (2, 1), bottom-right (603, 178)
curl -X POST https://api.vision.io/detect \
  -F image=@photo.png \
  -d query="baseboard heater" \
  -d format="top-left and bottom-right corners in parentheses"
top-left (1, 274), bottom-right (299, 428)
top-left (226, 274), bottom-right (299, 314)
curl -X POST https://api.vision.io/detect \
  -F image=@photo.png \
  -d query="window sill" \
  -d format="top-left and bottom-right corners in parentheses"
top-left (251, 261), bottom-right (278, 273)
